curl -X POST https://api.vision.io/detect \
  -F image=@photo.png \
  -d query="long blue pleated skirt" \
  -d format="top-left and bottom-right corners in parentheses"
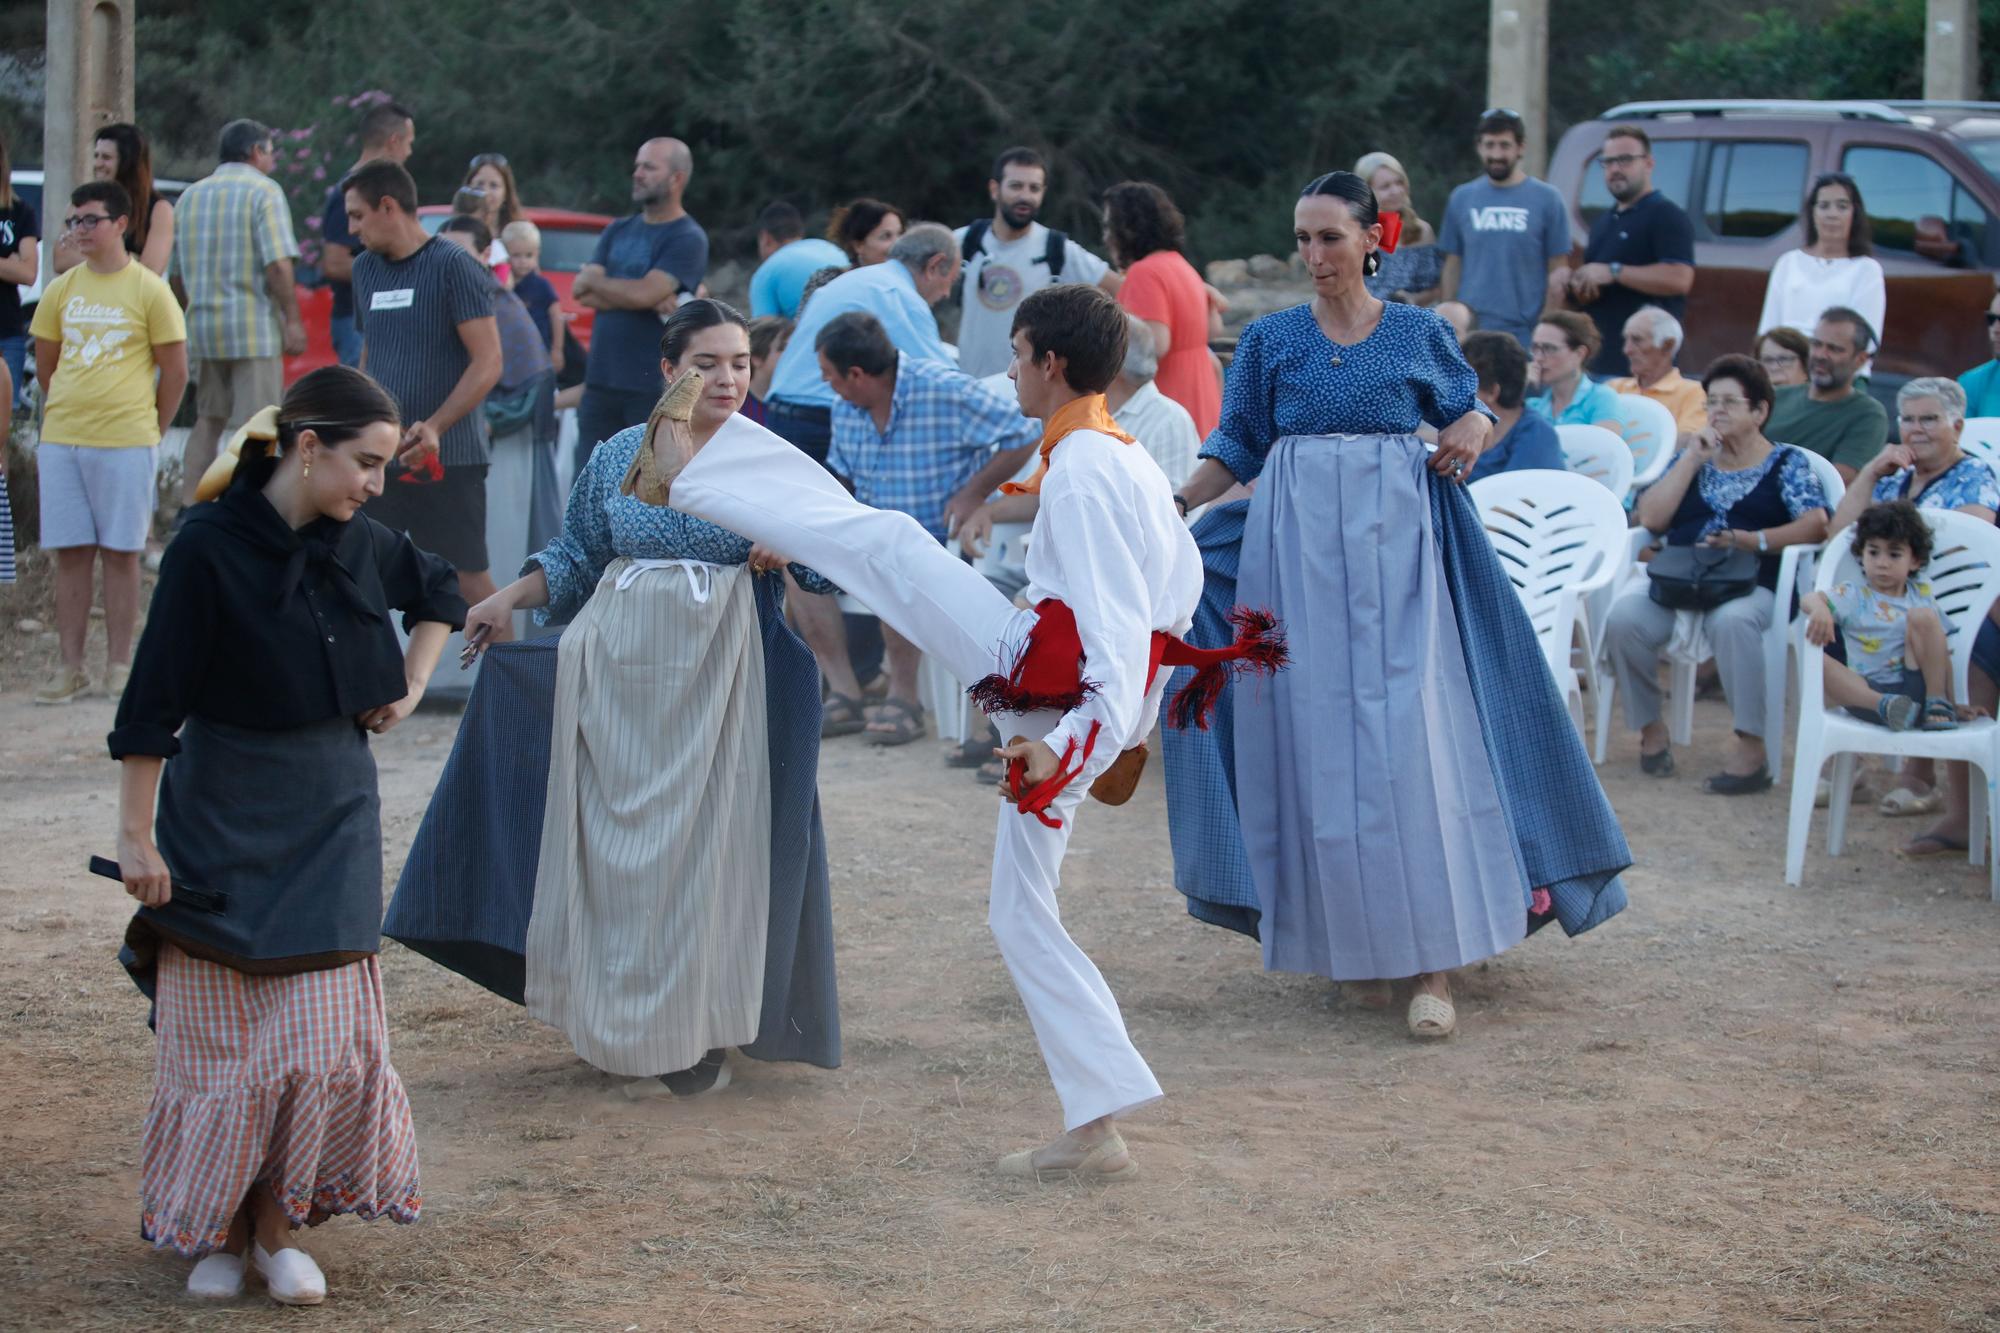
top-left (383, 573), bottom-right (841, 1068)
top-left (1164, 435), bottom-right (1628, 979)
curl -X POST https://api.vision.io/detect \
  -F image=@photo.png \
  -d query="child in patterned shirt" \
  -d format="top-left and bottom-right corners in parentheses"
top-left (1803, 500), bottom-right (1967, 731)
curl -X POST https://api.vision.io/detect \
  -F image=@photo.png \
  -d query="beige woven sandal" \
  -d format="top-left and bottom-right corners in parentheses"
top-left (1407, 990), bottom-right (1457, 1040)
top-left (996, 1132), bottom-right (1138, 1182)
top-left (619, 369), bottom-right (704, 506)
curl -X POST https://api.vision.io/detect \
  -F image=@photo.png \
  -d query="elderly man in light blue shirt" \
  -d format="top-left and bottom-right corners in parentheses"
top-left (759, 222), bottom-right (962, 741)
top-left (764, 221), bottom-right (958, 465)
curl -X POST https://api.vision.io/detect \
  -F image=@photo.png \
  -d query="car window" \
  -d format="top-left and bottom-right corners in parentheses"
top-left (538, 229), bottom-right (602, 274)
top-left (1701, 141), bottom-right (1808, 239)
top-left (1842, 145), bottom-right (1965, 260)
top-left (1578, 139), bottom-right (1696, 228)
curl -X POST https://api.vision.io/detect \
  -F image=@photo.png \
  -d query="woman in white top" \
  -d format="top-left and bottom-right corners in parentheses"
top-left (1758, 173), bottom-right (1886, 346)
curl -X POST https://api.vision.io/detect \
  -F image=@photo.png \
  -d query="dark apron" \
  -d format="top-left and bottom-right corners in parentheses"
top-left (122, 714), bottom-right (383, 997)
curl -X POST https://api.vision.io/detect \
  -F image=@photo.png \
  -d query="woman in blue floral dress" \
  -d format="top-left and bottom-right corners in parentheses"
top-left (1164, 172), bottom-right (1629, 1040)
top-left (387, 300), bottom-right (841, 1095)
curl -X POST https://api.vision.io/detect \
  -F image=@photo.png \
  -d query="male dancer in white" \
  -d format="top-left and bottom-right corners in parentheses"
top-left (651, 284), bottom-right (1279, 1177)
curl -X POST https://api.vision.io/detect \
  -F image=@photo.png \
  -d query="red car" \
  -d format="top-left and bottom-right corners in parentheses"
top-left (284, 205), bottom-right (612, 384)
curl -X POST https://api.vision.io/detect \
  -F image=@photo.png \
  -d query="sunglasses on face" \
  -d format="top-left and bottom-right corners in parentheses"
top-left (1985, 313), bottom-right (2000, 326)
top-left (1600, 154), bottom-right (1645, 168)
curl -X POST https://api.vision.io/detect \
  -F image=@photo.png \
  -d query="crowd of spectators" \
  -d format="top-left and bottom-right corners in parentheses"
top-left (10, 99), bottom-right (2000, 852)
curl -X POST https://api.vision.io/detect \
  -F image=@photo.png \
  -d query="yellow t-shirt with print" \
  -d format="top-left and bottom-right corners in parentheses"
top-left (29, 259), bottom-right (186, 447)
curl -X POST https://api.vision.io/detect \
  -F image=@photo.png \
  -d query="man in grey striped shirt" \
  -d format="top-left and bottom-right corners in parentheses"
top-left (343, 160), bottom-right (502, 615)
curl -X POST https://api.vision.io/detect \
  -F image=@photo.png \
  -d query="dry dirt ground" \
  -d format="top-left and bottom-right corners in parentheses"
top-left (2, 589), bottom-right (1999, 1330)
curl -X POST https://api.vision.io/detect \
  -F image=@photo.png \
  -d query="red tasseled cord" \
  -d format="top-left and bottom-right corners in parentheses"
top-left (1164, 607), bottom-right (1291, 732)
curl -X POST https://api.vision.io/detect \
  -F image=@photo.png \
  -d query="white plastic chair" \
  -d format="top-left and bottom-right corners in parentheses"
top-left (1590, 447), bottom-right (1844, 778)
top-left (1785, 509), bottom-right (2000, 898)
top-left (1471, 470), bottom-right (1630, 743)
top-left (1958, 417), bottom-right (2000, 471)
top-left (1612, 393), bottom-right (1679, 491)
top-left (919, 522), bottom-right (1033, 744)
top-left (1556, 423), bottom-right (1636, 498)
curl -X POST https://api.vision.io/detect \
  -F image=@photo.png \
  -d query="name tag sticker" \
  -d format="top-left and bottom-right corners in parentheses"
top-left (371, 288), bottom-right (414, 311)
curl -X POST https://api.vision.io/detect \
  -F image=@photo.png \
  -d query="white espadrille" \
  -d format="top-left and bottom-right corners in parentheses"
top-left (186, 1252), bottom-right (245, 1299)
top-left (251, 1243), bottom-right (326, 1306)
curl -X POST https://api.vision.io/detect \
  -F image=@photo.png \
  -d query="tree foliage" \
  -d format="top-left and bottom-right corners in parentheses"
top-left (7, 0), bottom-right (1997, 265)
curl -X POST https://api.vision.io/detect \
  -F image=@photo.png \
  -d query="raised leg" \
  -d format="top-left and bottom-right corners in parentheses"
top-left (671, 415), bottom-right (1021, 687)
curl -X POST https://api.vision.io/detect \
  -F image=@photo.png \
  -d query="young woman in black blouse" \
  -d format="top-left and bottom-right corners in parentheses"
top-left (108, 365), bottom-right (466, 1304)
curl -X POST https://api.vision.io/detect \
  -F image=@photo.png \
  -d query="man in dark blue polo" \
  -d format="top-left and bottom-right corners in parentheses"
top-left (1555, 124), bottom-right (1695, 378)
top-left (570, 136), bottom-right (708, 476)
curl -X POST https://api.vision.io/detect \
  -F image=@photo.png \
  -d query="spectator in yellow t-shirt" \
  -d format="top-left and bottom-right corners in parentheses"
top-left (1609, 305), bottom-right (1708, 447)
top-left (30, 179), bottom-right (187, 704)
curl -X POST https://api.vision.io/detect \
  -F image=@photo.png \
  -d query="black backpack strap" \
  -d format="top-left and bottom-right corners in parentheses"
top-left (960, 218), bottom-right (991, 266)
top-left (1043, 228), bottom-right (1067, 279)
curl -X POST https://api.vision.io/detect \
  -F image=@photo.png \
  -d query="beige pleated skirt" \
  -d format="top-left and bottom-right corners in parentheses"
top-left (525, 557), bottom-right (772, 1076)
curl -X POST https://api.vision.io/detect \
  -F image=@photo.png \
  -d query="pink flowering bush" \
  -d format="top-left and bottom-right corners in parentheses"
top-left (268, 89), bottom-right (399, 270)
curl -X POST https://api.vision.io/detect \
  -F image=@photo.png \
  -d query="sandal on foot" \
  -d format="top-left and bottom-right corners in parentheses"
top-left (1407, 991), bottom-right (1457, 1039)
top-left (1879, 785), bottom-right (1944, 817)
top-left (945, 735), bottom-right (993, 768)
top-left (1704, 765), bottom-right (1772, 796)
top-left (1639, 747), bottom-right (1674, 777)
top-left (821, 693), bottom-right (867, 738)
top-left (1876, 694), bottom-right (1920, 731)
top-left (1922, 697), bottom-right (1961, 731)
top-left (864, 698), bottom-right (926, 746)
top-left (996, 1132), bottom-right (1138, 1182)
top-left (1896, 831), bottom-right (1969, 860)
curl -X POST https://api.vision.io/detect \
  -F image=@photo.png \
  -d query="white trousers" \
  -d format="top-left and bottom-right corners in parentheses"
top-left (675, 415), bottom-right (1164, 1128)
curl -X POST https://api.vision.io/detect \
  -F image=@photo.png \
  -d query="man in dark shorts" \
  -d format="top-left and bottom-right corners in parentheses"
top-left (342, 160), bottom-right (502, 618)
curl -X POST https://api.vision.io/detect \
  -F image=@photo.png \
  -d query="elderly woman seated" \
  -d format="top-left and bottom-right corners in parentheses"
top-left (1825, 376), bottom-right (2000, 850)
top-left (1603, 354), bottom-right (1832, 794)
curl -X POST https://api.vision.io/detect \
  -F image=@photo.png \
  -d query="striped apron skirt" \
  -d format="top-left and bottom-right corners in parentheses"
top-left (133, 715), bottom-right (419, 1257)
top-left (525, 557), bottom-right (773, 1077)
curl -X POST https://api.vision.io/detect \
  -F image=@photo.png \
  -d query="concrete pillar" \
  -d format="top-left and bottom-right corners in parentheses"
top-left (1925, 0), bottom-right (1979, 101)
top-left (42, 0), bottom-right (134, 253)
top-left (1488, 0), bottom-right (1549, 177)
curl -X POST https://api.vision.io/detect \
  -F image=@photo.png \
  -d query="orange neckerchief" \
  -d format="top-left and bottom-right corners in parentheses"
top-left (1000, 394), bottom-right (1137, 495)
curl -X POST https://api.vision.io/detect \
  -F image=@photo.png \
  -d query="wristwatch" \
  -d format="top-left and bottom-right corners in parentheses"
top-left (1172, 494), bottom-right (1190, 516)
top-left (1608, 262), bottom-right (1624, 285)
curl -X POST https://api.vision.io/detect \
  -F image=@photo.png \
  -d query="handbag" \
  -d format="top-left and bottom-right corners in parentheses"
top-left (1646, 543), bottom-right (1760, 611)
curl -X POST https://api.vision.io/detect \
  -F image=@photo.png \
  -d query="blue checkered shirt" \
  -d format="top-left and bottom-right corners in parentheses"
top-left (826, 354), bottom-right (1040, 539)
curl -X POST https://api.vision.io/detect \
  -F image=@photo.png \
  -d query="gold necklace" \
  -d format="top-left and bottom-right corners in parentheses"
top-left (1319, 298), bottom-right (1379, 367)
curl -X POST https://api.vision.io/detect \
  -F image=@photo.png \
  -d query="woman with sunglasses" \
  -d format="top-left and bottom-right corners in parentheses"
top-left (1757, 173), bottom-right (1885, 356)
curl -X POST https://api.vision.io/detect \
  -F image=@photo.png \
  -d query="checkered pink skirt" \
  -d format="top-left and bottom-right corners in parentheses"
top-left (141, 945), bottom-right (422, 1257)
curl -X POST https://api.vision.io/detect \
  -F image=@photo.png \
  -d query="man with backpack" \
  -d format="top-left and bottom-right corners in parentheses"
top-left (953, 147), bottom-right (1117, 376)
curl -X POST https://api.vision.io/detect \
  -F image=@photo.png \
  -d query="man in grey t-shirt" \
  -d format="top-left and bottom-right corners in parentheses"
top-left (1438, 108), bottom-right (1571, 348)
